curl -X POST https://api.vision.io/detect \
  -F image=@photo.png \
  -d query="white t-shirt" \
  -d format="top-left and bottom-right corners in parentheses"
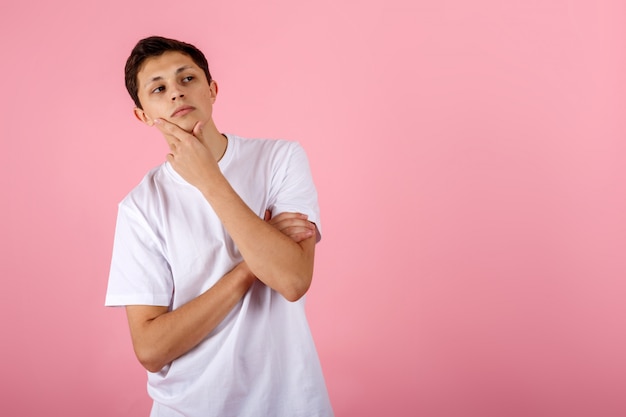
top-left (106, 134), bottom-right (333, 417)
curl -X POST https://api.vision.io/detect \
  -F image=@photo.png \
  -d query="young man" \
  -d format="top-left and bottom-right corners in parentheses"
top-left (105, 36), bottom-right (333, 417)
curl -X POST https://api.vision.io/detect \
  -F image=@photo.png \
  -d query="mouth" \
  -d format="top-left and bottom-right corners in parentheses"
top-left (170, 105), bottom-right (195, 118)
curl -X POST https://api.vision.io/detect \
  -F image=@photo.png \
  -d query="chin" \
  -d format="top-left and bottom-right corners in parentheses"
top-left (171, 118), bottom-right (196, 133)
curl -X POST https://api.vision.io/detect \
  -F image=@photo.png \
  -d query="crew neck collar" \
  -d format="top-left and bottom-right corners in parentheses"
top-left (164, 133), bottom-right (235, 185)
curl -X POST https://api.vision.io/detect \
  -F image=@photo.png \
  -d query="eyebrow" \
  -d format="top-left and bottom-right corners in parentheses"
top-left (145, 65), bottom-right (195, 86)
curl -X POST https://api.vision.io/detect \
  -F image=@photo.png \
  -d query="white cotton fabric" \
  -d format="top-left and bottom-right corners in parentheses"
top-left (105, 134), bottom-right (333, 417)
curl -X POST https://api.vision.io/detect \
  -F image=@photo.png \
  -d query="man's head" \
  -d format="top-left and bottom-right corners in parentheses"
top-left (126, 36), bottom-right (219, 134)
top-left (125, 36), bottom-right (212, 110)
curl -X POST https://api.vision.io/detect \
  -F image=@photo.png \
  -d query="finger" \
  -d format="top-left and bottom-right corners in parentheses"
top-left (162, 134), bottom-right (178, 152)
top-left (268, 212), bottom-right (308, 226)
top-left (192, 121), bottom-right (204, 138)
top-left (153, 118), bottom-right (189, 142)
top-left (282, 229), bottom-right (315, 243)
top-left (264, 210), bottom-right (272, 222)
top-left (155, 119), bottom-right (192, 151)
top-left (270, 219), bottom-right (315, 234)
top-left (280, 225), bottom-right (315, 236)
top-left (270, 213), bottom-right (311, 225)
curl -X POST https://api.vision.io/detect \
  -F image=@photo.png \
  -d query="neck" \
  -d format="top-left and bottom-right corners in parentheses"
top-left (200, 120), bottom-right (228, 162)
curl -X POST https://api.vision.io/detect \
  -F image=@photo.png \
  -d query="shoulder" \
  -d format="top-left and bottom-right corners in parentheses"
top-left (118, 163), bottom-right (170, 213)
top-left (227, 134), bottom-right (297, 151)
top-left (226, 134), bottom-right (304, 161)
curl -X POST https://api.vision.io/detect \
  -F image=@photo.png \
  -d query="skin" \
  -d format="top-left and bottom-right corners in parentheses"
top-left (126, 51), bottom-right (319, 372)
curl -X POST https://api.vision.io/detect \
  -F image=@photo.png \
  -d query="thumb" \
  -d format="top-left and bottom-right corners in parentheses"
top-left (264, 209), bottom-right (272, 222)
top-left (192, 121), bottom-right (204, 138)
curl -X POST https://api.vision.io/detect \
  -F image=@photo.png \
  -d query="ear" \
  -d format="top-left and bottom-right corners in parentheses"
top-left (133, 107), bottom-right (154, 126)
top-left (209, 80), bottom-right (218, 102)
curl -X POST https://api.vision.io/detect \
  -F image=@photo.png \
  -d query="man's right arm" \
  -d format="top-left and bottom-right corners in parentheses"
top-left (124, 212), bottom-right (312, 373)
top-left (125, 261), bottom-right (255, 373)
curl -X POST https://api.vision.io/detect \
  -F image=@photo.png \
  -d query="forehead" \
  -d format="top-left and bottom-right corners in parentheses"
top-left (137, 51), bottom-right (198, 85)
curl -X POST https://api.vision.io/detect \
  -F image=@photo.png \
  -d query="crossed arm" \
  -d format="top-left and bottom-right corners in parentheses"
top-left (127, 212), bottom-right (313, 373)
top-left (156, 119), bottom-right (318, 300)
top-left (126, 120), bottom-right (318, 373)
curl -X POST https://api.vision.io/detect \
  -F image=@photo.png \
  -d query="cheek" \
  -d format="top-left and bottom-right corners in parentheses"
top-left (199, 89), bottom-right (215, 103)
top-left (142, 104), bottom-right (165, 122)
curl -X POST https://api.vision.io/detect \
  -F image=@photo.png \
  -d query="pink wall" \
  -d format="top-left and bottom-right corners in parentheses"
top-left (1, 1), bottom-right (625, 416)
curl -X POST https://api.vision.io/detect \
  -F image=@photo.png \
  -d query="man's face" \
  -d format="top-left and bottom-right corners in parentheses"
top-left (134, 51), bottom-right (216, 133)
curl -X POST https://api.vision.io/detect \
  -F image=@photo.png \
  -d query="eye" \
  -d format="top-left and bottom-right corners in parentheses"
top-left (182, 76), bottom-right (194, 83)
top-left (151, 86), bottom-right (165, 94)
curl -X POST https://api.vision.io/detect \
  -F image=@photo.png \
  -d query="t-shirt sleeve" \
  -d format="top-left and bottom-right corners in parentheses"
top-left (105, 202), bottom-right (173, 307)
top-left (268, 141), bottom-right (322, 242)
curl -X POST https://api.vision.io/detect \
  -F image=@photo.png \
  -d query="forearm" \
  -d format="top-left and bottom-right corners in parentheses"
top-left (127, 262), bottom-right (255, 373)
top-left (198, 175), bottom-right (314, 301)
top-left (153, 119), bottom-right (315, 301)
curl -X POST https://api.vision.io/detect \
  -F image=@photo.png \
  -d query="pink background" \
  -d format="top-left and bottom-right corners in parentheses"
top-left (1, 1), bottom-right (625, 416)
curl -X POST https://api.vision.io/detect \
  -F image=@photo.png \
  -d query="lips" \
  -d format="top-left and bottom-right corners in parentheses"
top-left (171, 105), bottom-right (195, 118)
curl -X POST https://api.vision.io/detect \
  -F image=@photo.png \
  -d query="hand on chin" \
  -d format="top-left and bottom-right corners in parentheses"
top-left (167, 117), bottom-right (196, 133)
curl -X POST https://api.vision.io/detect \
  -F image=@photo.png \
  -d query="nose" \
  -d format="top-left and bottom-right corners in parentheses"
top-left (171, 92), bottom-right (184, 101)
top-left (170, 87), bottom-right (184, 101)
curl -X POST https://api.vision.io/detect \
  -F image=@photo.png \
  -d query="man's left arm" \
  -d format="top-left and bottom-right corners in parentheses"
top-left (156, 119), bottom-right (319, 301)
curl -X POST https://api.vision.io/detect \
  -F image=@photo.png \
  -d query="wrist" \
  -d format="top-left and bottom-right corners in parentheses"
top-left (234, 261), bottom-right (256, 286)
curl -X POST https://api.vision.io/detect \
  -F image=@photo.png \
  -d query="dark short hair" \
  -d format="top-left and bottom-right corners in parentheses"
top-left (124, 36), bottom-right (212, 109)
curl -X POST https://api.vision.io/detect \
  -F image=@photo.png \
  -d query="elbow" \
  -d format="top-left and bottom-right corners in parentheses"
top-left (134, 346), bottom-right (168, 373)
top-left (283, 290), bottom-right (305, 302)
top-left (281, 273), bottom-right (312, 302)
top-left (142, 360), bottom-right (166, 374)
